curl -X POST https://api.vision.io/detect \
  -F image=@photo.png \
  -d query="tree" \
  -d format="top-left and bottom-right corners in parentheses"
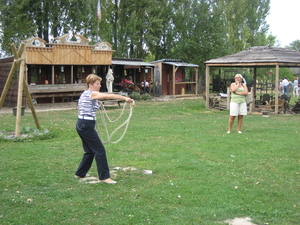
top-left (244, 0), bottom-right (271, 46)
top-left (101, 0), bottom-right (167, 59)
top-left (169, 0), bottom-right (228, 71)
top-left (0, 0), bottom-right (273, 75)
top-left (0, 0), bottom-right (97, 54)
top-left (288, 40), bottom-right (300, 51)
top-left (217, 0), bottom-right (273, 54)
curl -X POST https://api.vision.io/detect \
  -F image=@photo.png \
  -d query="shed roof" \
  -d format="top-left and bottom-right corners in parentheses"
top-left (205, 46), bottom-right (300, 67)
top-left (112, 60), bottom-right (154, 67)
top-left (151, 59), bottom-right (199, 67)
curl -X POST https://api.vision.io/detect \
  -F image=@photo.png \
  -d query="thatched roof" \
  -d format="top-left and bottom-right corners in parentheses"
top-left (205, 46), bottom-right (300, 67)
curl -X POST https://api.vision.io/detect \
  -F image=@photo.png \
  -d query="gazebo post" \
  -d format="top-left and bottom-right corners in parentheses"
top-left (252, 67), bottom-right (257, 111)
top-left (195, 67), bottom-right (198, 95)
top-left (173, 65), bottom-right (176, 96)
top-left (275, 64), bottom-right (279, 114)
top-left (205, 65), bottom-right (210, 109)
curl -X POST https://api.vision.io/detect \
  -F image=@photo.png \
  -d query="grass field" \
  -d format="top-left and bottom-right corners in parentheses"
top-left (0, 98), bottom-right (299, 224)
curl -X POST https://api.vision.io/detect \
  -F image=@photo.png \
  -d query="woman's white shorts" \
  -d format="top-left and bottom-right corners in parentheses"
top-left (229, 102), bottom-right (247, 116)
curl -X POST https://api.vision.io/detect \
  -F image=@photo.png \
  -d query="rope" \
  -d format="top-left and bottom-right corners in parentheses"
top-left (96, 100), bottom-right (135, 144)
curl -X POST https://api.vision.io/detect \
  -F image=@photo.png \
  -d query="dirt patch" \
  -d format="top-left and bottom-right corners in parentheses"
top-left (224, 217), bottom-right (256, 225)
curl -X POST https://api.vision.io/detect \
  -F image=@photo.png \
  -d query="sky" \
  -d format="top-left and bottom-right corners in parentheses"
top-left (266, 0), bottom-right (300, 47)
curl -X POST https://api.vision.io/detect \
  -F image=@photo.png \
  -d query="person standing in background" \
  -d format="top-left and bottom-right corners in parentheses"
top-left (227, 74), bottom-right (248, 134)
top-left (141, 80), bottom-right (150, 93)
top-left (293, 77), bottom-right (299, 97)
top-left (282, 77), bottom-right (289, 95)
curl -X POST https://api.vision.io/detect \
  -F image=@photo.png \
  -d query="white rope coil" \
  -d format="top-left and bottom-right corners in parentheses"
top-left (96, 100), bottom-right (135, 144)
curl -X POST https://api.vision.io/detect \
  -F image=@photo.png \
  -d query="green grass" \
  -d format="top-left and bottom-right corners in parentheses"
top-left (0, 99), bottom-right (299, 224)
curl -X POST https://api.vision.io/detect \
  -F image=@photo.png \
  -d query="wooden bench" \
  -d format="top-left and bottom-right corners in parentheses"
top-left (28, 84), bottom-right (86, 94)
top-left (99, 99), bottom-right (123, 108)
top-left (28, 84), bottom-right (86, 102)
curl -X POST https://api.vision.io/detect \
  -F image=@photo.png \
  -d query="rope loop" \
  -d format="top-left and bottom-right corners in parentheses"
top-left (96, 100), bottom-right (135, 144)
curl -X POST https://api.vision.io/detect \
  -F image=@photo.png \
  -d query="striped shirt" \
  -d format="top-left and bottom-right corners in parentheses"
top-left (78, 90), bottom-right (99, 117)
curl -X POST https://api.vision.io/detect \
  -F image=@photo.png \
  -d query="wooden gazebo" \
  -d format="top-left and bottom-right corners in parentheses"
top-left (204, 46), bottom-right (300, 114)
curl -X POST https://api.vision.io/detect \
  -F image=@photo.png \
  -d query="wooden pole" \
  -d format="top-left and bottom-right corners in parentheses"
top-left (227, 87), bottom-right (230, 110)
top-left (23, 77), bottom-right (41, 129)
top-left (15, 49), bottom-right (26, 137)
top-left (51, 65), bottom-right (54, 84)
top-left (16, 43), bottom-right (41, 133)
top-left (0, 62), bottom-right (18, 109)
top-left (249, 87), bottom-right (253, 113)
top-left (275, 64), bottom-right (279, 114)
top-left (253, 67), bottom-right (257, 104)
top-left (195, 67), bottom-right (198, 95)
top-left (205, 65), bottom-right (210, 109)
top-left (0, 43), bottom-right (26, 109)
top-left (172, 65), bottom-right (176, 96)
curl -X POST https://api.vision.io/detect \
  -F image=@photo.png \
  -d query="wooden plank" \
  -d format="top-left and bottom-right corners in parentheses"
top-left (15, 48), bottom-right (26, 137)
top-left (28, 84), bottom-right (86, 93)
top-left (23, 77), bottom-right (41, 129)
top-left (31, 93), bottom-right (82, 98)
top-left (206, 62), bottom-right (300, 67)
top-left (175, 82), bottom-right (196, 84)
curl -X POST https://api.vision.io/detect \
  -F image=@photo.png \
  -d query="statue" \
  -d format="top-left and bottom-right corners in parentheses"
top-left (106, 68), bottom-right (114, 92)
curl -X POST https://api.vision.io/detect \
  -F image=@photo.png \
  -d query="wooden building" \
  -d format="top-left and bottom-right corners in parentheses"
top-left (150, 59), bottom-right (199, 97)
top-left (111, 58), bottom-right (154, 93)
top-left (0, 34), bottom-right (114, 107)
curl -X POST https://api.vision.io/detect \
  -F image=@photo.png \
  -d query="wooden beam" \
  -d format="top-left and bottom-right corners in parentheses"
top-left (30, 93), bottom-right (82, 98)
top-left (0, 62), bottom-right (17, 109)
top-left (23, 77), bottom-right (41, 129)
top-left (205, 63), bottom-right (300, 67)
top-left (174, 82), bottom-right (196, 84)
top-left (173, 65), bottom-right (176, 96)
top-left (275, 64), bottom-right (279, 114)
top-left (205, 65), bottom-right (210, 109)
top-left (0, 43), bottom-right (26, 109)
top-left (15, 49), bottom-right (26, 137)
top-left (194, 67), bottom-right (198, 95)
top-left (51, 65), bottom-right (54, 84)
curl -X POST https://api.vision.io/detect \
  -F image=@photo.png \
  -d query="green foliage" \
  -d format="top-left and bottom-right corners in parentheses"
top-left (129, 91), bottom-right (152, 101)
top-left (0, 0), bottom-right (97, 54)
top-left (256, 67), bottom-right (294, 82)
top-left (287, 39), bottom-right (300, 51)
top-left (0, 0), bottom-right (274, 75)
top-left (0, 126), bottom-right (56, 142)
top-left (0, 99), bottom-right (299, 224)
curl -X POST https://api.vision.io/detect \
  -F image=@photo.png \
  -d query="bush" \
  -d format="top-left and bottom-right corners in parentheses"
top-left (129, 92), bottom-right (152, 101)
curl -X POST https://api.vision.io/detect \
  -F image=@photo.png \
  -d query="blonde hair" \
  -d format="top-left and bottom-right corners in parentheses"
top-left (235, 74), bottom-right (243, 79)
top-left (86, 74), bottom-right (102, 88)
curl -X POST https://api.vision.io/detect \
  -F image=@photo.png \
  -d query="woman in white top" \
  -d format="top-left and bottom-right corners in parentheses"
top-left (227, 74), bottom-right (248, 134)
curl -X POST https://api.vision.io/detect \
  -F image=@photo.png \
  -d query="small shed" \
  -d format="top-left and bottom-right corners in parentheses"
top-left (151, 59), bottom-right (199, 97)
top-left (111, 58), bottom-right (154, 93)
top-left (204, 46), bottom-right (300, 114)
top-left (0, 34), bottom-right (114, 107)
